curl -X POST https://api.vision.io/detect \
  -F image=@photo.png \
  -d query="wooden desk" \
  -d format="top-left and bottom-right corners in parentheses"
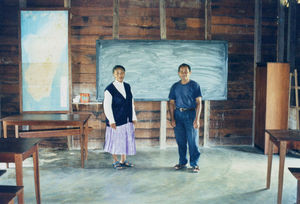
top-left (0, 138), bottom-right (41, 204)
top-left (265, 129), bottom-right (300, 204)
top-left (1, 113), bottom-right (91, 168)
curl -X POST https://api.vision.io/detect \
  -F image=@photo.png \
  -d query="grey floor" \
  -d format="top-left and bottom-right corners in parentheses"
top-left (0, 145), bottom-right (299, 204)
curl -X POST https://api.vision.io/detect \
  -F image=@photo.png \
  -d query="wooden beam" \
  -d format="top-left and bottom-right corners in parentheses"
top-left (253, 0), bottom-right (262, 146)
top-left (287, 0), bottom-right (297, 70)
top-left (160, 101), bottom-right (167, 149)
top-left (204, 0), bottom-right (212, 146)
top-left (277, 0), bottom-right (285, 62)
top-left (19, 0), bottom-right (27, 9)
top-left (160, 0), bottom-right (166, 40)
top-left (160, 0), bottom-right (167, 149)
top-left (64, 0), bottom-right (71, 8)
top-left (254, 0), bottom-right (262, 64)
top-left (113, 0), bottom-right (119, 39)
top-left (205, 0), bottom-right (211, 41)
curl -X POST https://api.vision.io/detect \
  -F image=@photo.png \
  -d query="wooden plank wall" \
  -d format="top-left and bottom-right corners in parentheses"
top-left (1, 0), bottom-right (299, 148)
top-left (208, 0), bottom-right (255, 145)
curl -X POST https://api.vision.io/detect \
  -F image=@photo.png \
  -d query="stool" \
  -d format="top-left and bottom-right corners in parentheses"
top-left (289, 167), bottom-right (300, 204)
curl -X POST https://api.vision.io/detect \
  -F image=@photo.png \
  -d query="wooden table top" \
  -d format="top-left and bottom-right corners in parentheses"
top-left (0, 138), bottom-right (41, 154)
top-left (289, 167), bottom-right (300, 180)
top-left (1, 113), bottom-right (91, 123)
top-left (266, 129), bottom-right (300, 142)
top-left (0, 185), bottom-right (23, 194)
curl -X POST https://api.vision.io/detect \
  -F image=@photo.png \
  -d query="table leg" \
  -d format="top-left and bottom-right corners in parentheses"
top-left (15, 125), bottom-right (19, 138)
top-left (80, 125), bottom-right (84, 168)
top-left (3, 121), bottom-right (7, 138)
top-left (33, 145), bottom-right (41, 204)
top-left (297, 180), bottom-right (300, 204)
top-left (84, 122), bottom-right (89, 160)
top-left (277, 141), bottom-right (287, 204)
top-left (15, 154), bottom-right (24, 204)
top-left (266, 137), bottom-right (273, 189)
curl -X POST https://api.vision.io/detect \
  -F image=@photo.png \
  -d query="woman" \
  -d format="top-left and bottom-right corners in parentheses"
top-left (103, 65), bottom-right (137, 170)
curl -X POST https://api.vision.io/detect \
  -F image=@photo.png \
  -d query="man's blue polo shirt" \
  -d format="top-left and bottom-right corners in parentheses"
top-left (168, 80), bottom-right (202, 109)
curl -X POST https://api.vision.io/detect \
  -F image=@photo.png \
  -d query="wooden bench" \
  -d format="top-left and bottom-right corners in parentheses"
top-left (289, 167), bottom-right (300, 204)
top-left (0, 169), bottom-right (24, 204)
top-left (0, 186), bottom-right (24, 204)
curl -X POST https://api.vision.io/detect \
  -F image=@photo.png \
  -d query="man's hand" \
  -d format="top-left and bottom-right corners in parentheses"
top-left (110, 123), bottom-right (117, 129)
top-left (193, 119), bottom-right (200, 129)
top-left (171, 119), bottom-right (176, 128)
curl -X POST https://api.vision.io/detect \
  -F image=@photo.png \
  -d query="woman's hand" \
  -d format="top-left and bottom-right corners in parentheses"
top-left (132, 120), bottom-right (137, 126)
top-left (110, 123), bottom-right (117, 129)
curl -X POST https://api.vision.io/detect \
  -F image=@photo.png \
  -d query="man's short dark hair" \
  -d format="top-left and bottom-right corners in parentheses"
top-left (178, 63), bottom-right (191, 72)
top-left (112, 65), bottom-right (126, 73)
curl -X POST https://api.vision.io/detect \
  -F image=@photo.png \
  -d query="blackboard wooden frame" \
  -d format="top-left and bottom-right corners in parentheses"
top-left (96, 40), bottom-right (228, 101)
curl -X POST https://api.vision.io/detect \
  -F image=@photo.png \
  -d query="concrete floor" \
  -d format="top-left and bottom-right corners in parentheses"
top-left (0, 146), bottom-right (299, 204)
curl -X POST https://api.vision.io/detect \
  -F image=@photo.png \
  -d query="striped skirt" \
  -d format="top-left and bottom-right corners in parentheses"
top-left (103, 122), bottom-right (136, 155)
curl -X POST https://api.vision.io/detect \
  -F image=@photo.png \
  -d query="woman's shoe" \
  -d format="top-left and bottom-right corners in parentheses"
top-left (113, 161), bottom-right (124, 170)
top-left (120, 160), bottom-right (134, 167)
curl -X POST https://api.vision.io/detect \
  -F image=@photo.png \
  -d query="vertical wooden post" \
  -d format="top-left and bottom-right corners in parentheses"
top-left (19, 1), bottom-right (27, 114)
top-left (113, 0), bottom-right (119, 39)
top-left (204, 0), bottom-right (211, 146)
top-left (277, 0), bottom-right (285, 62)
top-left (160, 101), bottom-right (167, 149)
top-left (65, 0), bottom-right (73, 148)
top-left (253, 0), bottom-right (262, 146)
top-left (160, 0), bottom-right (166, 40)
top-left (287, 0), bottom-right (296, 70)
top-left (205, 0), bottom-right (211, 40)
top-left (19, 0), bottom-right (27, 9)
top-left (203, 101), bottom-right (210, 146)
top-left (64, 0), bottom-right (71, 8)
top-left (160, 0), bottom-right (167, 149)
top-left (254, 0), bottom-right (262, 64)
top-left (294, 70), bottom-right (299, 129)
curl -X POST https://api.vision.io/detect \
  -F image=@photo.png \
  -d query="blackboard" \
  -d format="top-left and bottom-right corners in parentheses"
top-left (96, 40), bottom-right (228, 101)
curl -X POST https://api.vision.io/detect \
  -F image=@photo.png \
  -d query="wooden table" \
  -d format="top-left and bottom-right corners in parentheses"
top-left (1, 113), bottom-right (91, 168)
top-left (0, 138), bottom-right (41, 204)
top-left (265, 129), bottom-right (300, 204)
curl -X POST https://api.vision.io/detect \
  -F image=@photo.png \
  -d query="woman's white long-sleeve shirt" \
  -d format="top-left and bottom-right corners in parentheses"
top-left (103, 80), bottom-right (137, 124)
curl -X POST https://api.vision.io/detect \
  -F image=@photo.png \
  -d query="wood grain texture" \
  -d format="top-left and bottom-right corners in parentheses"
top-left (264, 63), bottom-right (290, 153)
top-left (2, 0), bottom-right (299, 147)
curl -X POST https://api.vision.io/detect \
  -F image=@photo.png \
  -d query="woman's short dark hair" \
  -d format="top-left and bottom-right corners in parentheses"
top-left (112, 65), bottom-right (126, 73)
top-left (178, 63), bottom-right (191, 72)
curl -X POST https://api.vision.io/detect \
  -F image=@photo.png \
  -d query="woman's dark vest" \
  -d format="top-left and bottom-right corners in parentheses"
top-left (105, 82), bottom-right (133, 126)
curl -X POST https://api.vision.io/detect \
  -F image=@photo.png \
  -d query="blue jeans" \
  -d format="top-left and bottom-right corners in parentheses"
top-left (174, 109), bottom-right (200, 167)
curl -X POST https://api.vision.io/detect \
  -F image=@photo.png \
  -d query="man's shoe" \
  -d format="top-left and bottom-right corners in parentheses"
top-left (191, 166), bottom-right (200, 173)
top-left (174, 164), bottom-right (187, 170)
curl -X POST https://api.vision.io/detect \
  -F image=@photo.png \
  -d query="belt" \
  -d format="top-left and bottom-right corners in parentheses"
top-left (177, 108), bottom-right (195, 112)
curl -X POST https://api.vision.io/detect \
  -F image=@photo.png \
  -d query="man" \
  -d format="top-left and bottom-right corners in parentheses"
top-left (168, 63), bottom-right (202, 173)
